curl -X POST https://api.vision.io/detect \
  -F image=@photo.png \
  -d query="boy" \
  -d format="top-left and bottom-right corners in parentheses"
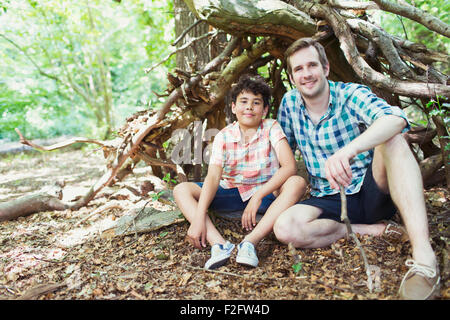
top-left (174, 74), bottom-right (306, 269)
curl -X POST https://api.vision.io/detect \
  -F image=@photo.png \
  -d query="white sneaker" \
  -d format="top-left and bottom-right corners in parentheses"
top-left (236, 241), bottom-right (258, 267)
top-left (204, 241), bottom-right (235, 270)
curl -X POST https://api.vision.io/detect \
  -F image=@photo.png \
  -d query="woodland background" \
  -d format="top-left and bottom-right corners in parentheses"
top-left (0, 0), bottom-right (448, 300)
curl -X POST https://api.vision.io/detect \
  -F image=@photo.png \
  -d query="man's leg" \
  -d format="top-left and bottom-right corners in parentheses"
top-left (372, 133), bottom-right (439, 299)
top-left (273, 204), bottom-right (385, 248)
top-left (372, 134), bottom-right (436, 269)
top-left (173, 182), bottom-right (226, 246)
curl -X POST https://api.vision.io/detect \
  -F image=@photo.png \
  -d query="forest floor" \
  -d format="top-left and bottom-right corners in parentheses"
top-left (0, 148), bottom-right (448, 301)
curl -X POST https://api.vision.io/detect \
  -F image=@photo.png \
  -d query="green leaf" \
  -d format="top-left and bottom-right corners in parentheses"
top-left (159, 231), bottom-right (169, 238)
top-left (292, 262), bottom-right (303, 274)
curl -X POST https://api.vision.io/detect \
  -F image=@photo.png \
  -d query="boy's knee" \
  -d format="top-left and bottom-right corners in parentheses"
top-left (283, 175), bottom-right (307, 194)
top-left (173, 182), bottom-right (189, 200)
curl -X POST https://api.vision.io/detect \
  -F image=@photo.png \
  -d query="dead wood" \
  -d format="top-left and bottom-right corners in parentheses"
top-left (101, 206), bottom-right (184, 238)
top-left (15, 282), bottom-right (66, 300)
top-left (0, 183), bottom-right (66, 222)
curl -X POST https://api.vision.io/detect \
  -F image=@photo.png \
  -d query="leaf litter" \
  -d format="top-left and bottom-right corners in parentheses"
top-left (0, 149), bottom-right (448, 300)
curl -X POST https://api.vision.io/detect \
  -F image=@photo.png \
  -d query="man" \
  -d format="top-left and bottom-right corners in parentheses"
top-left (274, 38), bottom-right (439, 299)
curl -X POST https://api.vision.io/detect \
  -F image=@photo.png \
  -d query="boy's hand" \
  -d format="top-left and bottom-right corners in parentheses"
top-left (187, 218), bottom-right (207, 249)
top-left (242, 195), bottom-right (262, 231)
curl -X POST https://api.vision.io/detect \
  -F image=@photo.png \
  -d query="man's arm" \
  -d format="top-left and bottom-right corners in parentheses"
top-left (242, 138), bottom-right (297, 230)
top-left (187, 164), bottom-right (222, 248)
top-left (325, 114), bottom-right (407, 190)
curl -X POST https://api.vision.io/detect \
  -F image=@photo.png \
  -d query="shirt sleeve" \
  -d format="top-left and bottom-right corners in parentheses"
top-left (277, 94), bottom-right (298, 151)
top-left (269, 120), bottom-right (287, 148)
top-left (208, 130), bottom-right (225, 167)
top-left (349, 84), bottom-right (410, 132)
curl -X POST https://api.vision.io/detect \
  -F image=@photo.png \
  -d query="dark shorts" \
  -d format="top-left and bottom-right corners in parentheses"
top-left (195, 182), bottom-right (276, 214)
top-left (298, 164), bottom-right (397, 224)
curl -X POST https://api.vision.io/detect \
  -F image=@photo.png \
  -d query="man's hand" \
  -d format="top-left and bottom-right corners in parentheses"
top-left (187, 217), bottom-right (207, 249)
top-left (324, 145), bottom-right (357, 190)
top-left (242, 194), bottom-right (262, 231)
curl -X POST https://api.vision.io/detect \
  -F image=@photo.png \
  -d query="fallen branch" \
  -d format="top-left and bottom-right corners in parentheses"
top-left (15, 282), bottom-right (66, 300)
top-left (15, 128), bottom-right (118, 151)
top-left (0, 183), bottom-right (66, 222)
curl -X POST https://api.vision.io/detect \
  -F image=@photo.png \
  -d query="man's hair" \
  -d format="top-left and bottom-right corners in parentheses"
top-left (230, 74), bottom-right (271, 108)
top-left (284, 38), bottom-right (329, 75)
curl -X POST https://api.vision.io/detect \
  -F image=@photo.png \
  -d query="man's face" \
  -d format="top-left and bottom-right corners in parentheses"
top-left (288, 46), bottom-right (330, 100)
top-left (232, 90), bottom-right (267, 131)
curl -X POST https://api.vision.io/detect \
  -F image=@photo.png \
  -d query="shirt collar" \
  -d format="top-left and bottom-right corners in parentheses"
top-left (229, 120), bottom-right (264, 143)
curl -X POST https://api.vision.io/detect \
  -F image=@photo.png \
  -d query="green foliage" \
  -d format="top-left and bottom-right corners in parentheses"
top-left (374, 0), bottom-right (449, 72)
top-left (292, 262), bottom-right (303, 274)
top-left (0, 0), bottom-right (175, 141)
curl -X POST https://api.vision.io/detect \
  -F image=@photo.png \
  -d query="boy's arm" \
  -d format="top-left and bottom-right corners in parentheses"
top-left (187, 164), bottom-right (222, 249)
top-left (242, 138), bottom-right (297, 230)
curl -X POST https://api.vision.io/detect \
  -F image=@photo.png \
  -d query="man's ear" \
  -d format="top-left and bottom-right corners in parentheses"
top-left (323, 63), bottom-right (330, 77)
top-left (288, 72), bottom-right (294, 84)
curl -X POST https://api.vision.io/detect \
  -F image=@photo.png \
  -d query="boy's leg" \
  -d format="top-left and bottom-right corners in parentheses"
top-left (243, 176), bottom-right (307, 245)
top-left (173, 182), bottom-right (226, 246)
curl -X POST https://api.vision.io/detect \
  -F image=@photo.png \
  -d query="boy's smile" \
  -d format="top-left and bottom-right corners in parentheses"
top-left (232, 90), bottom-right (268, 133)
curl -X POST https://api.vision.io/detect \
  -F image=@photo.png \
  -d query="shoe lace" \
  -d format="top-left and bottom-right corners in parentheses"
top-left (404, 259), bottom-right (436, 278)
top-left (238, 242), bottom-right (251, 256)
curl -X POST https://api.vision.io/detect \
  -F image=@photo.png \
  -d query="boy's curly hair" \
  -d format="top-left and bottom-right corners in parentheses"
top-left (230, 74), bottom-right (272, 108)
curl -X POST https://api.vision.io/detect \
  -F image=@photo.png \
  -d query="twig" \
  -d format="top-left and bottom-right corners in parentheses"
top-left (74, 202), bottom-right (124, 227)
top-left (15, 282), bottom-right (66, 300)
top-left (145, 30), bottom-right (219, 74)
top-left (339, 184), bottom-right (374, 292)
top-left (187, 265), bottom-right (245, 278)
top-left (172, 19), bottom-right (206, 46)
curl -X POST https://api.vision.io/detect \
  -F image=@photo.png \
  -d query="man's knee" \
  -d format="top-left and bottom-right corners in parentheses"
top-left (381, 133), bottom-right (410, 155)
top-left (273, 206), bottom-right (312, 247)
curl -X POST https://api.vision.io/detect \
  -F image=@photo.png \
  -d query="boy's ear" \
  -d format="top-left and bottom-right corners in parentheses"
top-left (263, 105), bottom-right (269, 118)
top-left (231, 102), bottom-right (236, 114)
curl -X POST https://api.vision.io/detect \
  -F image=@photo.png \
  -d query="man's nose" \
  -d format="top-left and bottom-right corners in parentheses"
top-left (303, 67), bottom-right (313, 77)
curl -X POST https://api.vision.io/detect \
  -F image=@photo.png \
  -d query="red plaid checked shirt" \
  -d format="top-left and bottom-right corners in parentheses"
top-left (209, 119), bottom-right (286, 201)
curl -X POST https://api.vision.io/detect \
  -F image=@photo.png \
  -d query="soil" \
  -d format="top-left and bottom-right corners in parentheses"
top-left (0, 148), bottom-right (448, 300)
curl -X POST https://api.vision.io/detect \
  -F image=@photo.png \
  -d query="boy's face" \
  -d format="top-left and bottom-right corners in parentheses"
top-left (288, 45), bottom-right (330, 100)
top-left (232, 90), bottom-right (268, 131)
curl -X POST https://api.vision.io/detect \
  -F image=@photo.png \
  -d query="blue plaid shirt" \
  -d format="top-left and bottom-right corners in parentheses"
top-left (277, 80), bottom-right (410, 197)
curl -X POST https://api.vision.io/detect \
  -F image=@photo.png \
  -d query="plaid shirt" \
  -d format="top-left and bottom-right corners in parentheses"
top-left (209, 119), bottom-right (286, 201)
top-left (278, 80), bottom-right (410, 197)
